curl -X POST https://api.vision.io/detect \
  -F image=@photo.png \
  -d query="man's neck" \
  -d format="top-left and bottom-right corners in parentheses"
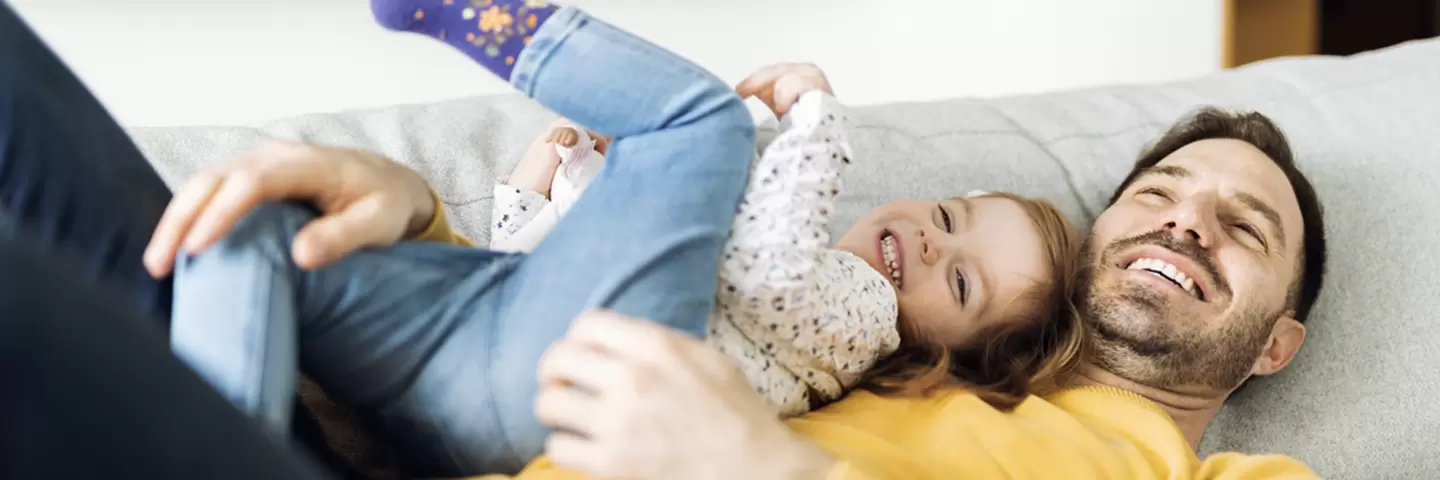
top-left (1069, 362), bottom-right (1226, 451)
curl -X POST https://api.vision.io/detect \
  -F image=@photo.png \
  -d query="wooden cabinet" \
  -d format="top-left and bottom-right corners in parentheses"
top-left (1223, 0), bottom-right (1320, 67)
top-left (1224, 0), bottom-right (1440, 67)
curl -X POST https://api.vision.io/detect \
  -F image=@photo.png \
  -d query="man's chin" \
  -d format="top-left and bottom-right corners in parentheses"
top-left (1083, 291), bottom-right (1185, 357)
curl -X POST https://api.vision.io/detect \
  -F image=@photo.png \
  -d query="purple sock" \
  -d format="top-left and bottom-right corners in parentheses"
top-left (372, 0), bottom-right (560, 81)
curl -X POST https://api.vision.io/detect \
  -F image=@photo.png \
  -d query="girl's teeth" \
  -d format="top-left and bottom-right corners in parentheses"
top-left (880, 234), bottom-right (902, 287)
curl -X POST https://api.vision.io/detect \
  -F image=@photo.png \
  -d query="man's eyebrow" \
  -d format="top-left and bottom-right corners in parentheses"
top-left (1237, 192), bottom-right (1287, 249)
top-left (1134, 165), bottom-right (1191, 183)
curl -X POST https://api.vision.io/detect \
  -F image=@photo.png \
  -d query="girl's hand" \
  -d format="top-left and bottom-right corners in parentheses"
top-left (509, 119), bottom-right (614, 199)
top-left (547, 126), bottom-right (581, 148)
top-left (534, 310), bottom-right (837, 480)
top-left (735, 62), bottom-right (835, 117)
top-left (507, 118), bottom-right (572, 198)
top-left (547, 122), bottom-right (612, 155)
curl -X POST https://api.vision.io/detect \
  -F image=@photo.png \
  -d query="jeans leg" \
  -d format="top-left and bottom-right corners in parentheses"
top-left (0, 4), bottom-right (174, 322)
top-left (171, 203), bottom-right (520, 474)
top-left (0, 225), bottom-right (332, 480)
top-left (399, 8), bottom-right (756, 474)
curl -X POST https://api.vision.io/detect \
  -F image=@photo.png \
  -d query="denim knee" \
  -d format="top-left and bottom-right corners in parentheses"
top-left (708, 96), bottom-right (759, 153)
top-left (181, 202), bottom-right (315, 269)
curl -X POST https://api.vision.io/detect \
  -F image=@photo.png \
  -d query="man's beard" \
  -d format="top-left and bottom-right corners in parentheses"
top-left (1077, 232), bottom-right (1275, 391)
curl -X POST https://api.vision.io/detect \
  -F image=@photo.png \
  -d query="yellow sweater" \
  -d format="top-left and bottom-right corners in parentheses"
top-left (470, 388), bottom-right (1314, 480)
top-left (416, 198), bottom-right (1315, 480)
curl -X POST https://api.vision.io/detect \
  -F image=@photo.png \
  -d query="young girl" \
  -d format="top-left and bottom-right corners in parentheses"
top-left (169, 1), bottom-right (1082, 476)
top-left (486, 71), bottom-right (1082, 415)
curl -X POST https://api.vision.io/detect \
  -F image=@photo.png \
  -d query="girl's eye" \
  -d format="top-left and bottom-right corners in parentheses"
top-left (939, 204), bottom-right (953, 232)
top-left (957, 269), bottom-right (969, 306)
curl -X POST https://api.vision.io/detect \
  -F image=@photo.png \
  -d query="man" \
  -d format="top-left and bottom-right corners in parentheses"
top-left (1073, 108), bottom-right (1325, 450)
top-left (513, 107), bottom-right (1327, 479)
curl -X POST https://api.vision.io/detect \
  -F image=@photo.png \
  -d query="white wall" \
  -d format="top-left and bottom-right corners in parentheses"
top-left (10, 0), bottom-right (1222, 127)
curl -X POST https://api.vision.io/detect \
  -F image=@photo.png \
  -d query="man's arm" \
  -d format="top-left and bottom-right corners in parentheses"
top-left (1196, 452), bottom-right (1319, 479)
top-left (531, 311), bottom-right (842, 480)
top-left (411, 189), bottom-right (476, 247)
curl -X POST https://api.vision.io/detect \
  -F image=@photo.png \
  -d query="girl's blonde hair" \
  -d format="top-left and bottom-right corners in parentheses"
top-left (860, 192), bottom-right (1086, 410)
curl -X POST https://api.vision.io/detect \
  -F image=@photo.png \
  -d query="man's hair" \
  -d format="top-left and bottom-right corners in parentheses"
top-left (1108, 107), bottom-right (1327, 322)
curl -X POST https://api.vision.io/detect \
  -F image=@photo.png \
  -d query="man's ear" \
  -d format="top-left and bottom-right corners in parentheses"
top-left (1251, 311), bottom-right (1306, 377)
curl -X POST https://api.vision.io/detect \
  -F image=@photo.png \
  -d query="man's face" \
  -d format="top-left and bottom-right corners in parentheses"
top-left (1080, 138), bottom-right (1307, 391)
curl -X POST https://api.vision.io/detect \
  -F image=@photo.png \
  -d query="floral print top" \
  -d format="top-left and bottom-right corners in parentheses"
top-left (491, 92), bottom-right (901, 416)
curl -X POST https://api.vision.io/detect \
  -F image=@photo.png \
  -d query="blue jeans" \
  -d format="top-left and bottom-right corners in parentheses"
top-left (0, 4), bottom-right (361, 474)
top-left (171, 7), bottom-right (755, 477)
top-left (0, 3), bottom-right (174, 323)
top-left (0, 214), bottom-right (332, 480)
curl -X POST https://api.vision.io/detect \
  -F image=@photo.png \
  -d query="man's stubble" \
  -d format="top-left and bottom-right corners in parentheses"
top-left (1077, 236), bottom-right (1278, 392)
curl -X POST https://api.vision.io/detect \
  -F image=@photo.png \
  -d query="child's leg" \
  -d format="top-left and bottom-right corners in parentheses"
top-left (170, 203), bottom-right (516, 440)
top-left (174, 5), bottom-right (756, 475)
top-left (371, 0), bottom-right (558, 81)
top-left (381, 6), bottom-right (756, 475)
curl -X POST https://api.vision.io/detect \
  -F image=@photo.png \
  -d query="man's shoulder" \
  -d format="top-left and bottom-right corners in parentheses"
top-left (797, 389), bottom-right (1308, 479)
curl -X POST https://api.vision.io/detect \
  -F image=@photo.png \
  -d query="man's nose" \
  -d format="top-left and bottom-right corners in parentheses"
top-left (1161, 198), bottom-right (1218, 248)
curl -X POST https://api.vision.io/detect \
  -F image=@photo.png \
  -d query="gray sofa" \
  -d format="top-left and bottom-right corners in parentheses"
top-left (130, 37), bottom-right (1440, 479)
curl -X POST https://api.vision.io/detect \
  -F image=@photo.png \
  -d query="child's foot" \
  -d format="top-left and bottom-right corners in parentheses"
top-left (371, 0), bottom-right (560, 81)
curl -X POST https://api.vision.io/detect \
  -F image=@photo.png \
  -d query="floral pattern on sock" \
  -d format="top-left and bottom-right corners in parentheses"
top-left (453, 0), bottom-right (553, 65)
top-left (377, 0), bottom-right (555, 80)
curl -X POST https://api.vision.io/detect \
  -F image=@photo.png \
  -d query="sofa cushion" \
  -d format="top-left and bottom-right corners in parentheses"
top-left (129, 37), bottom-right (1440, 478)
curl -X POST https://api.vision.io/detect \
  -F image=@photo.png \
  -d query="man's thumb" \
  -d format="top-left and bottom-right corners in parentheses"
top-left (292, 199), bottom-right (403, 269)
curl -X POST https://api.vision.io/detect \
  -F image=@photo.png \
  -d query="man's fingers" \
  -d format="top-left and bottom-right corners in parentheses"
top-left (544, 431), bottom-right (608, 478)
top-left (533, 380), bottom-right (603, 437)
top-left (181, 158), bottom-right (333, 254)
top-left (537, 338), bottom-right (629, 393)
top-left (144, 172), bottom-right (226, 278)
top-left (179, 172), bottom-right (268, 253)
top-left (290, 195), bottom-right (403, 270)
top-left (565, 310), bottom-right (700, 366)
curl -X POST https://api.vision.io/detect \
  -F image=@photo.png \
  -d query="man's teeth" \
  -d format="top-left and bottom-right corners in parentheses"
top-left (881, 234), bottom-right (902, 287)
top-left (1125, 257), bottom-right (1199, 298)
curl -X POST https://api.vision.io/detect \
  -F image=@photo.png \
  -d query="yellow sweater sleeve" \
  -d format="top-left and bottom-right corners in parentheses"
top-left (1195, 452), bottom-right (1319, 479)
top-left (460, 451), bottom-right (865, 480)
top-left (411, 189), bottom-right (476, 247)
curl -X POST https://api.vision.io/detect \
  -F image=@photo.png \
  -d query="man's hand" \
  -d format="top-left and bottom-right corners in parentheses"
top-left (735, 62), bottom-right (835, 117)
top-left (534, 311), bottom-right (837, 480)
top-left (143, 140), bottom-right (436, 277)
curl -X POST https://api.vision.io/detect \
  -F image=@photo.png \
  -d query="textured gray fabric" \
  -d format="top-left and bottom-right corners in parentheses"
top-left (129, 38), bottom-right (1440, 478)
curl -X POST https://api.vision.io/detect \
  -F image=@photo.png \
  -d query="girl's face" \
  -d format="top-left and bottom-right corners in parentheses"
top-left (835, 197), bottom-right (1052, 348)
